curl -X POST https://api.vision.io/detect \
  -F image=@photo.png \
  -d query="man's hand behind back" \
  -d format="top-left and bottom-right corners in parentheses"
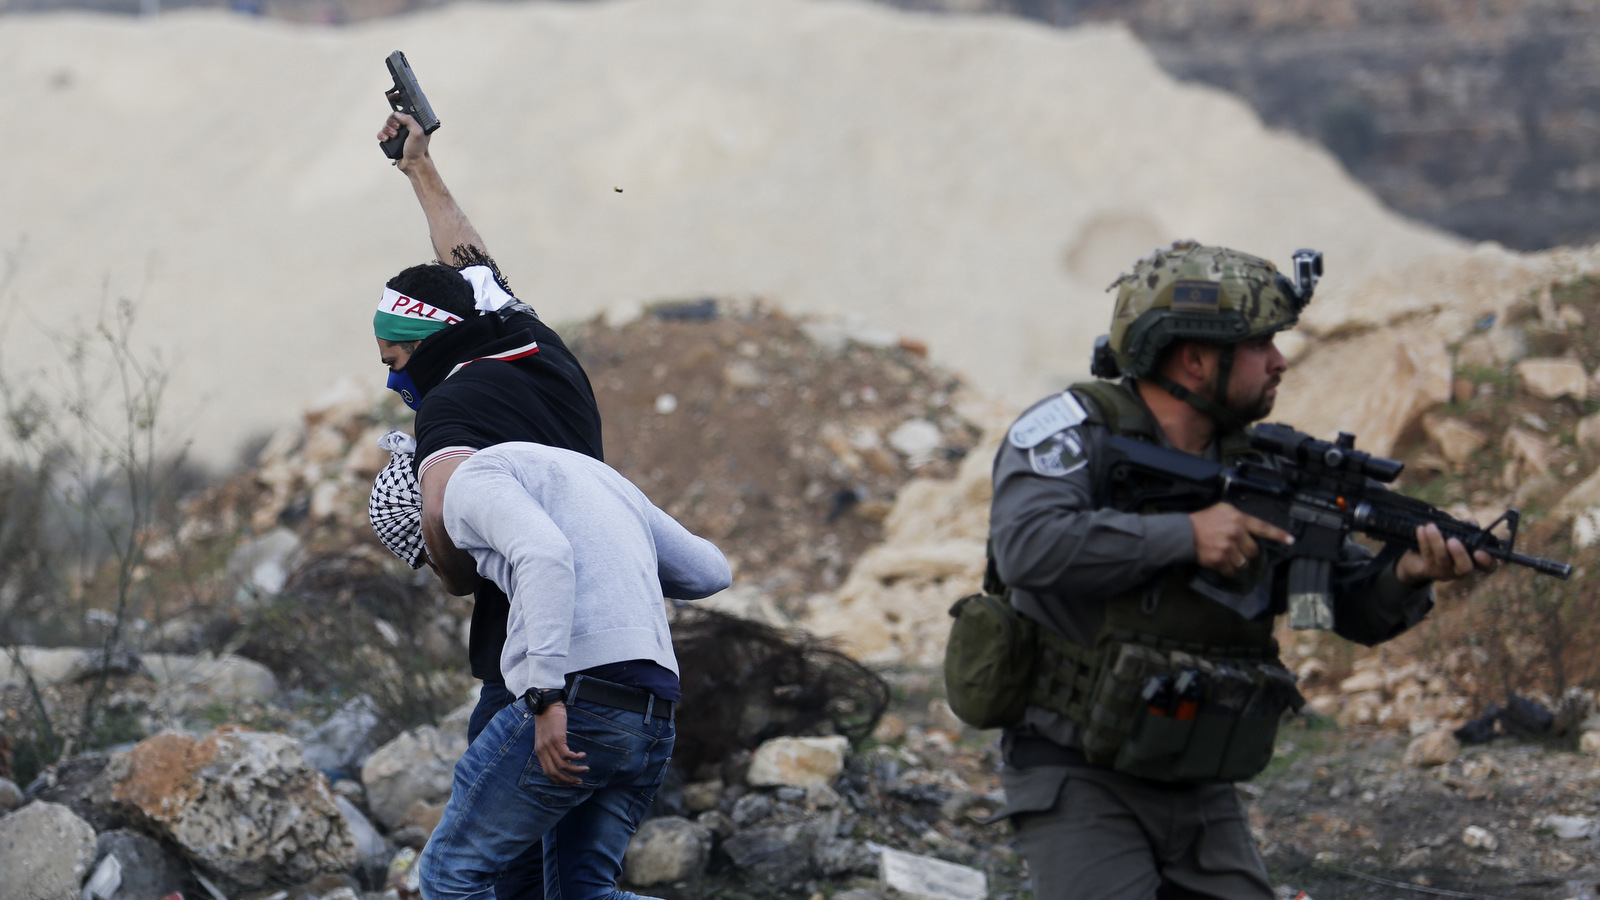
top-left (534, 703), bottom-right (590, 786)
top-left (1189, 502), bottom-right (1293, 580)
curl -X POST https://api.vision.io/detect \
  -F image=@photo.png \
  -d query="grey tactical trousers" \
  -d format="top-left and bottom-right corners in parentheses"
top-left (1001, 764), bottom-right (1275, 900)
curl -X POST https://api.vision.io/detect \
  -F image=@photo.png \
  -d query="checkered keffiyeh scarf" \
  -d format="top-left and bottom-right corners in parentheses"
top-left (369, 431), bottom-right (425, 569)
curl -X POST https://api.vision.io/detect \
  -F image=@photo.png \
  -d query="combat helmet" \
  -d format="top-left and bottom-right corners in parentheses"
top-left (1090, 240), bottom-right (1322, 427)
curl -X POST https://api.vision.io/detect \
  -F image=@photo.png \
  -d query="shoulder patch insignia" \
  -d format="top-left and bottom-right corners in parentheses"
top-left (1009, 392), bottom-right (1088, 449)
top-left (1028, 429), bottom-right (1088, 478)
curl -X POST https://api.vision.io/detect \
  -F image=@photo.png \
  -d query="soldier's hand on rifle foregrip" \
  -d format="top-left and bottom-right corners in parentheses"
top-left (1395, 522), bottom-right (1495, 585)
top-left (1189, 502), bottom-right (1293, 579)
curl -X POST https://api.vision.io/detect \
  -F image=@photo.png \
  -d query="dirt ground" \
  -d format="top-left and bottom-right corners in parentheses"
top-left (564, 300), bottom-right (981, 609)
top-left (1247, 720), bottom-right (1600, 900)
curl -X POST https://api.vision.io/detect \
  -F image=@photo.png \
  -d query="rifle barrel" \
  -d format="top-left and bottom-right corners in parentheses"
top-left (1500, 550), bottom-right (1573, 579)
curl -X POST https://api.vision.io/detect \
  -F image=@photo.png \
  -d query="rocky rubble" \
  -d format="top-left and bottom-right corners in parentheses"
top-left (0, 689), bottom-right (1018, 900)
top-left (94, 728), bottom-right (356, 890)
top-left (12, 253), bottom-right (1600, 899)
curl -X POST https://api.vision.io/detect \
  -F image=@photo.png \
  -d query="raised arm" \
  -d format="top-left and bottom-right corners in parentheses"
top-left (377, 111), bottom-right (489, 265)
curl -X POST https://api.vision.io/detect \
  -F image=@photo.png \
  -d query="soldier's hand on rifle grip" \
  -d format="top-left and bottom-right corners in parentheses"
top-left (1395, 523), bottom-right (1495, 585)
top-left (1189, 502), bottom-right (1293, 579)
top-left (377, 112), bottom-right (431, 174)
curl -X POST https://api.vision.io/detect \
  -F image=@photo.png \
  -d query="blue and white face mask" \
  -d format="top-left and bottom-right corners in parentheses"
top-left (387, 369), bottom-right (421, 411)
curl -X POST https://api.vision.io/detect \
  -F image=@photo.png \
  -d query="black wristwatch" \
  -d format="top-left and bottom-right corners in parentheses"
top-left (526, 688), bottom-right (565, 715)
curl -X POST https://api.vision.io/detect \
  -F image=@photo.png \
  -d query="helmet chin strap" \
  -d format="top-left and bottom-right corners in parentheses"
top-left (1150, 344), bottom-right (1246, 433)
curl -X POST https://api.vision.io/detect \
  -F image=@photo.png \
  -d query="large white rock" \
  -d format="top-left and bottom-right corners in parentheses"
top-left (0, 647), bottom-right (90, 688)
top-left (1516, 358), bottom-right (1590, 401)
top-left (1275, 324), bottom-right (1452, 458)
top-left (1502, 427), bottom-right (1553, 475)
top-left (223, 528), bottom-right (305, 597)
top-left (141, 652), bottom-right (279, 706)
top-left (1576, 412), bottom-right (1600, 449)
top-left (747, 736), bottom-right (850, 789)
top-left (360, 725), bottom-right (467, 829)
top-left (1581, 729), bottom-right (1600, 754)
top-left (1422, 414), bottom-right (1488, 466)
top-left (95, 729), bottom-right (355, 890)
top-left (0, 801), bottom-right (98, 900)
top-left (623, 816), bottom-right (713, 886)
top-left (1555, 466), bottom-right (1600, 520)
top-left (1402, 728), bottom-right (1458, 768)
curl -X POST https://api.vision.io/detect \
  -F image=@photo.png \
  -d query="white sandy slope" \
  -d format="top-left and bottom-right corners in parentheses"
top-left (1, 0), bottom-right (1590, 467)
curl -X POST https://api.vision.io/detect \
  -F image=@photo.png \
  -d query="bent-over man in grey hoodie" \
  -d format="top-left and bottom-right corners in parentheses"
top-left (382, 440), bottom-right (730, 900)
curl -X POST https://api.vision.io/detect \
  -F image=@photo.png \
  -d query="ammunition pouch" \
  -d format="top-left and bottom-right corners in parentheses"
top-left (945, 600), bottom-right (1301, 782)
top-left (1072, 638), bottom-right (1303, 783)
top-left (944, 590), bottom-right (1094, 730)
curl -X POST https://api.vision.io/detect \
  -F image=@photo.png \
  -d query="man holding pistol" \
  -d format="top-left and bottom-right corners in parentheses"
top-left (985, 241), bottom-right (1490, 899)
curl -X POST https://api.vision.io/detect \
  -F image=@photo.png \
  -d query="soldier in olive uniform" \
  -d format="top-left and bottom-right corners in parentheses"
top-left (987, 242), bottom-right (1490, 899)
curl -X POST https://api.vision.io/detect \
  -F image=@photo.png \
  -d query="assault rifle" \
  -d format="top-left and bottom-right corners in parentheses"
top-left (379, 51), bottom-right (441, 161)
top-left (1103, 423), bottom-right (1572, 630)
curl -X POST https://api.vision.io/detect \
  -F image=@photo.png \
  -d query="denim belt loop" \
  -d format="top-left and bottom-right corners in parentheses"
top-left (567, 675), bottom-right (583, 706)
top-left (643, 692), bottom-right (655, 725)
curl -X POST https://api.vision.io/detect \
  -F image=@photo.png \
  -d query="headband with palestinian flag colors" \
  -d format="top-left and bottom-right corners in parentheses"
top-left (374, 287), bottom-right (463, 342)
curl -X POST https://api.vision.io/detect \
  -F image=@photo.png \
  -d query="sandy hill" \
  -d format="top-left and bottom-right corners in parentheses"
top-left (1, 0), bottom-right (1593, 467)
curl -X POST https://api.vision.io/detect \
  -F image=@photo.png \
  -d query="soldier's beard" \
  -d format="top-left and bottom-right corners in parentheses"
top-left (1201, 372), bottom-right (1278, 423)
top-left (1228, 379), bottom-right (1278, 422)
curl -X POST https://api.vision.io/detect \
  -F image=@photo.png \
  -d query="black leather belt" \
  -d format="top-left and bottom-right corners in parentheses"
top-left (564, 676), bottom-right (674, 720)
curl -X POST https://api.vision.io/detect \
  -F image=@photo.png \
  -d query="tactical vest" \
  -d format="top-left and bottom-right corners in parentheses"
top-left (945, 380), bottom-right (1301, 783)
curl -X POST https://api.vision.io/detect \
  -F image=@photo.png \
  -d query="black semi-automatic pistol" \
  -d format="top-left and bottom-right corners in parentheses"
top-left (379, 50), bottom-right (440, 160)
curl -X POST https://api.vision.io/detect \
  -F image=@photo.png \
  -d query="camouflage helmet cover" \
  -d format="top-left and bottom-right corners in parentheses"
top-left (1106, 241), bottom-right (1308, 379)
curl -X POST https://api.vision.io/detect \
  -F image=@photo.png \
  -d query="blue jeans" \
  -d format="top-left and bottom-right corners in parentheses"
top-left (420, 693), bottom-right (675, 900)
top-left (469, 681), bottom-right (544, 899)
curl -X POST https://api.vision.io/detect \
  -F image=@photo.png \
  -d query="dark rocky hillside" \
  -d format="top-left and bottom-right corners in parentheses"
top-left (927, 0), bottom-right (1600, 252)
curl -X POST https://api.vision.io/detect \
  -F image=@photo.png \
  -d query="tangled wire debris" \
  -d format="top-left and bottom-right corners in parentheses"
top-left (669, 604), bottom-right (890, 773)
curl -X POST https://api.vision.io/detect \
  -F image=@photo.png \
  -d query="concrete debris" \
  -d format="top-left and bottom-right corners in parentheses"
top-left (80, 853), bottom-right (121, 900)
top-left (878, 846), bottom-right (988, 900)
top-left (1540, 815), bottom-right (1597, 840)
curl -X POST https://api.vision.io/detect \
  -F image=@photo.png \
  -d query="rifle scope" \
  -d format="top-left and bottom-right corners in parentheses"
top-left (1251, 423), bottom-right (1403, 484)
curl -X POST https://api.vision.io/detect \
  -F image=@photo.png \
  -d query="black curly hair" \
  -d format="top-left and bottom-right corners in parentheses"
top-left (385, 263), bottom-right (478, 321)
